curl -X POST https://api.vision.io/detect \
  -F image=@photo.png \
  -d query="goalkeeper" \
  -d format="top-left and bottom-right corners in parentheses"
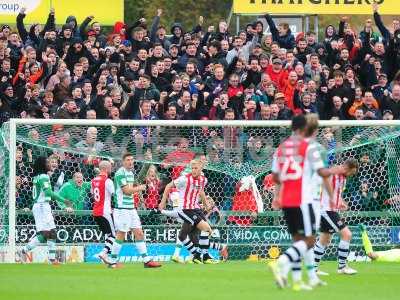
top-left (360, 224), bottom-right (400, 262)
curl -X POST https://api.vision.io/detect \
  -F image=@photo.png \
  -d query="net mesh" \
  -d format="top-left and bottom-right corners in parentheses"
top-left (1, 121), bottom-right (400, 262)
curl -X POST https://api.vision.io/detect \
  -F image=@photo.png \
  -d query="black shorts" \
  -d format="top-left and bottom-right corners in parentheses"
top-left (320, 211), bottom-right (346, 233)
top-left (282, 203), bottom-right (316, 237)
top-left (178, 209), bottom-right (206, 226)
top-left (94, 215), bottom-right (115, 236)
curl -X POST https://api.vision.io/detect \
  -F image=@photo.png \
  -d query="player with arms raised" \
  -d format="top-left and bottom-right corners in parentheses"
top-left (21, 156), bottom-right (69, 264)
top-left (91, 160), bottom-right (117, 266)
top-left (160, 159), bottom-right (214, 264)
top-left (268, 115), bottom-right (334, 290)
top-left (314, 158), bottom-right (359, 275)
top-left (110, 153), bottom-right (161, 268)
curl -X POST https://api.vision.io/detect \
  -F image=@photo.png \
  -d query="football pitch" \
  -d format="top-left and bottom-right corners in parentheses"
top-left (0, 261), bottom-right (398, 300)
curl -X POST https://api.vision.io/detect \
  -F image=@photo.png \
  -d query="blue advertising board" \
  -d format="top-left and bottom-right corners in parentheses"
top-left (85, 243), bottom-right (219, 263)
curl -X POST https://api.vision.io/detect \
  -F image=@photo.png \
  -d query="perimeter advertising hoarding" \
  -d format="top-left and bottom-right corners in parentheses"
top-left (0, 0), bottom-right (123, 25)
top-left (233, 0), bottom-right (398, 15)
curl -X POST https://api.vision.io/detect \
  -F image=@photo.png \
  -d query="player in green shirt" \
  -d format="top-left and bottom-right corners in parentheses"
top-left (110, 153), bottom-right (161, 268)
top-left (21, 156), bottom-right (67, 264)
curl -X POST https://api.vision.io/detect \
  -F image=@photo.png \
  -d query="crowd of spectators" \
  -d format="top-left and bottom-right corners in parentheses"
top-left (4, 3), bottom-right (400, 226)
top-left (1, 3), bottom-right (400, 124)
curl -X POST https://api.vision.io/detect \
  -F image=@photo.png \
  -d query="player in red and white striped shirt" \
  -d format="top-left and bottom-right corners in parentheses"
top-left (269, 114), bottom-right (336, 291)
top-left (91, 160), bottom-right (116, 267)
top-left (160, 159), bottom-right (214, 264)
top-left (314, 158), bottom-right (359, 276)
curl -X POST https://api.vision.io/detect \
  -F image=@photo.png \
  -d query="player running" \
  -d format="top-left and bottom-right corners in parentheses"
top-left (110, 153), bottom-right (161, 268)
top-left (159, 159), bottom-right (215, 264)
top-left (359, 224), bottom-right (400, 262)
top-left (91, 160), bottom-right (117, 266)
top-left (268, 115), bottom-right (334, 291)
top-left (21, 156), bottom-right (68, 265)
top-left (314, 159), bottom-right (359, 276)
top-left (160, 193), bottom-right (228, 263)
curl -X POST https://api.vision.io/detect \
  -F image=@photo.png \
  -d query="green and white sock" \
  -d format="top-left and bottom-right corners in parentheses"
top-left (47, 240), bottom-right (56, 261)
top-left (136, 240), bottom-right (150, 263)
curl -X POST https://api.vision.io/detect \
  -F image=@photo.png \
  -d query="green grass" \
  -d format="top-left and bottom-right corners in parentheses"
top-left (0, 261), bottom-right (399, 300)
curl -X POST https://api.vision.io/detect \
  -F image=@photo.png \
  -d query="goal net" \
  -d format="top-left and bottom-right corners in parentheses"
top-left (1, 119), bottom-right (400, 263)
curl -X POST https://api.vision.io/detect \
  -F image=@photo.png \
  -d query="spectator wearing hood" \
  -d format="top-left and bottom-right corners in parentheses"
top-left (56, 24), bottom-right (74, 57)
top-left (65, 15), bottom-right (81, 40)
top-left (315, 43), bottom-right (328, 65)
top-left (111, 21), bottom-right (127, 42)
top-left (324, 25), bottom-right (338, 46)
top-left (260, 34), bottom-right (273, 57)
top-left (64, 41), bottom-right (92, 71)
top-left (169, 23), bottom-right (184, 48)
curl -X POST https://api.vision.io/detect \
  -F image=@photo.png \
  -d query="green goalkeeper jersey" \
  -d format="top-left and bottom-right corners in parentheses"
top-left (114, 167), bottom-right (135, 209)
top-left (32, 173), bottom-right (66, 206)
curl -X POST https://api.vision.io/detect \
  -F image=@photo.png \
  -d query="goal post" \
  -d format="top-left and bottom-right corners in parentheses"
top-left (2, 118), bottom-right (400, 263)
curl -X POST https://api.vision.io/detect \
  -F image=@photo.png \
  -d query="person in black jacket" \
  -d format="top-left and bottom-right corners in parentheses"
top-left (264, 14), bottom-right (295, 50)
top-left (16, 7), bottom-right (55, 49)
top-left (381, 84), bottom-right (400, 119)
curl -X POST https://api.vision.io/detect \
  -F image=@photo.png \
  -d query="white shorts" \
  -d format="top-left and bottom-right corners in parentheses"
top-left (161, 208), bottom-right (183, 223)
top-left (32, 202), bottom-right (56, 232)
top-left (312, 200), bottom-right (321, 232)
top-left (113, 209), bottom-right (142, 232)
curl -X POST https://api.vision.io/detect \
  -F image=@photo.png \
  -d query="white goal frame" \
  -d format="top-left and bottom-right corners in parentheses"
top-left (5, 118), bottom-right (400, 263)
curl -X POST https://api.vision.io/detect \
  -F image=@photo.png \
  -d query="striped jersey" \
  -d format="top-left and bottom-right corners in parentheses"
top-left (32, 174), bottom-right (52, 204)
top-left (113, 167), bottom-right (135, 209)
top-left (272, 136), bottom-right (324, 207)
top-left (174, 173), bottom-right (207, 209)
top-left (91, 174), bottom-right (115, 216)
top-left (321, 174), bottom-right (346, 212)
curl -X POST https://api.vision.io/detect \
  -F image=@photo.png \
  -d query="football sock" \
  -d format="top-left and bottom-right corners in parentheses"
top-left (279, 240), bottom-right (307, 281)
top-left (180, 236), bottom-right (200, 256)
top-left (304, 248), bottom-right (318, 281)
top-left (338, 240), bottom-right (350, 269)
top-left (209, 242), bottom-right (223, 251)
top-left (314, 240), bottom-right (326, 267)
top-left (111, 239), bottom-right (123, 261)
top-left (103, 234), bottom-right (115, 255)
top-left (47, 240), bottom-right (56, 261)
top-left (199, 231), bottom-right (210, 256)
top-left (136, 240), bottom-right (151, 263)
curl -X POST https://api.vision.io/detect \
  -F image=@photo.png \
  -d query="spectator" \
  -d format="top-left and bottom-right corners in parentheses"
top-left (58, 172), bottom-right (91, 210)
top-left (0, 4), bottom-right (397, 125)
top-left (264, 14), bottom-right (295, 50)
top-left (75, 127), bottom-right (104, 153)
top-left (161, 137), bottom-right (195, 180)
top-left (143, 165), bottom-right (161, 209)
